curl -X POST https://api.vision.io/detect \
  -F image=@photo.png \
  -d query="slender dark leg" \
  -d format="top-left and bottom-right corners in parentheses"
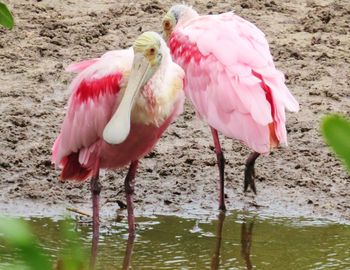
top-left (244, 152), bottom-right (260, 194)
top-left (124, 160), bottom-right (139, 236)
top-left (211, 211), bottom-right (226, 270)
top-left (122, 234), bottom-right (135, 270)
top-left (90, 169), bottom-right (101, 269)
top-left (210, 127), bottom-right (226, 211)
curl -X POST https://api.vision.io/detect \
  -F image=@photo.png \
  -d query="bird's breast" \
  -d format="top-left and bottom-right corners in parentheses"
top-left (131, 76), bottom-right (183, 127)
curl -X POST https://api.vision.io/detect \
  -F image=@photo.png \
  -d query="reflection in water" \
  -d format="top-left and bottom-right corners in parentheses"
top-left (210, 213), bottom-right (255, 270)
top-left (122, 235), bottom-right (135, 270)
top-left (3, 214), bottom-right (348, 269)
top-left (211, 212), bottom-right (226, 270)
top-left (90, 227), bottom-right (99, 270)
top-left (241, 219), bottom-right (254, 270)
top-left (89, 227), bottom-right (135, 270)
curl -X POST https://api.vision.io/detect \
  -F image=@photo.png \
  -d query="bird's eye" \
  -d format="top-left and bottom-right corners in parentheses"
top-left (149, 47), bottom-right (155, 54)
top-left (164, 20), bottom-right (171, 29)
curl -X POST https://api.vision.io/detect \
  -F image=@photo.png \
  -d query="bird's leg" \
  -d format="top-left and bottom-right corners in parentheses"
top-left (244, 152), bottom-right (260, 194)
top-left (210, 127), bottom-right (226, 211)
top-left (124, 160), bottom-right (139, 236)
top-left (90, 169), bottom-right (101, 268)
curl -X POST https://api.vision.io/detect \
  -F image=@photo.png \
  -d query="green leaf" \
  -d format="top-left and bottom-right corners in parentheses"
top-left (0, 2), bottom-right (14, 29)
top-left (0, 216), bottom-right (52, 270)
top-left (321, 114), bottom-right (350, 172)
top-left (58, 219), bottom-right (88, 270)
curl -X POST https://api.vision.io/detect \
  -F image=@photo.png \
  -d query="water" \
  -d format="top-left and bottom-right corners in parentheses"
top-left (1, 211), bottom-right (349, 269)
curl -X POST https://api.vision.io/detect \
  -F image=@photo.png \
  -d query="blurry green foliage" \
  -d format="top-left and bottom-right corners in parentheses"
top-left (0, 2), bottom-right (14, 29)
top-left (0, 216), bottom-right (88, 270)
top-left (55, 219), bottom-right (88, 270)
top-left (321, 114), bottom-right (350, 172)
top-left (0, 216), bottom-right (51, 270)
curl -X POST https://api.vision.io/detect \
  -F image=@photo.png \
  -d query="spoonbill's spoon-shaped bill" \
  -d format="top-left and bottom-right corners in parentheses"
top-left (103, 53), bottom-right (152, 145)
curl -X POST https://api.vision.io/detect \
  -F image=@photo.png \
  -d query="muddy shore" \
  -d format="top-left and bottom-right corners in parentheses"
top-left (0, 0), bottom-right (349, 223)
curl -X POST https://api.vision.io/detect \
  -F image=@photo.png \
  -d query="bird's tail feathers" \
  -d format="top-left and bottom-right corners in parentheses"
top-left (60, 152), bottom-right (92, 181)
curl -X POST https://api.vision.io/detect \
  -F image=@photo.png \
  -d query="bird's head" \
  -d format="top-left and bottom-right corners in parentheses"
top-left (103, 32), bottom-right (166, 145)
top-left (162, 5), bottom-right (198, 41)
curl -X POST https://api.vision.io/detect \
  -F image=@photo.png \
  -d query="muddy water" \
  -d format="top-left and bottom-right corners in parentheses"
top-left (1, 211), bottom-right (350, 270)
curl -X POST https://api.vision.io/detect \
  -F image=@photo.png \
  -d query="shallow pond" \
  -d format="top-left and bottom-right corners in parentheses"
top-left (1, 211), bottom-right (349, 269)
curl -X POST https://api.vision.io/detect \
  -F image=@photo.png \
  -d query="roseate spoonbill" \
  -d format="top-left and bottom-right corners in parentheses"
top-left (52, 32), bottom-right (185, 237)
top-left (162, 5), bottom-right (299, 210)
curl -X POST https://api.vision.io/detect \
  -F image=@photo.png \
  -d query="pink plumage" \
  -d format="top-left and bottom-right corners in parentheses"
top-left (168, 11), bottom-right (299, 154)
top-left (52, 48), bottom-right (184, 181)
top-left (65, 58), bottom-right (99, 73)
top-left (162, 6), bottom-right (299, 204)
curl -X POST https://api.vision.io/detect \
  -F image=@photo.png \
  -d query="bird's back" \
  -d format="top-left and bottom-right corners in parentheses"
top-left (169, 12), bottom-right (299, 153)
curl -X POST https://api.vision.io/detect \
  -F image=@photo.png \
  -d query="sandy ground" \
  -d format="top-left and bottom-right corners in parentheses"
top-left (0, 0), bottom-right (349, 223)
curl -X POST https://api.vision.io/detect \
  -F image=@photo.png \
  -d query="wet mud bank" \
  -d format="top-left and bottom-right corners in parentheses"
top-left (0, 0), bottom-right (349, 222)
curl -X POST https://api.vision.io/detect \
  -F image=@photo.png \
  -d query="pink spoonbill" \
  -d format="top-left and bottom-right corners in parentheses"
top-left (52, 31), bottom-right (185, 236)
top-left (162, 5), bottom-right (299, 211)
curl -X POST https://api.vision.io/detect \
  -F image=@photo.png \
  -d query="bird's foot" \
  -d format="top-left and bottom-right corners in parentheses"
top-left (244, 165), bottom-right (257, 194)
top-left (244, 152), bottom-right (260, 194)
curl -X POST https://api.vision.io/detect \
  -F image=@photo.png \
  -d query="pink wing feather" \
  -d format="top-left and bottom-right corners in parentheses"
top-left (170, 12), bottom-right (299, 153)
top-left (65, 58), bottom-right (99, 73)
top-left (52, 49), bottom-right (133, 179)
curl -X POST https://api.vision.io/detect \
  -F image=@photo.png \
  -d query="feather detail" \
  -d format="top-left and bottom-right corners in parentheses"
top-left (65, 58), bottom-right (99, 73)
top-left (60, 152), bottom-right (92, 181)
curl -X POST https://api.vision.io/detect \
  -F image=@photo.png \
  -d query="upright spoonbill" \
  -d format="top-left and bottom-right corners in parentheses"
top-left (52, 32), bottom-right (185, 236)
top-left (162, 5), bottom-right (299, 210)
